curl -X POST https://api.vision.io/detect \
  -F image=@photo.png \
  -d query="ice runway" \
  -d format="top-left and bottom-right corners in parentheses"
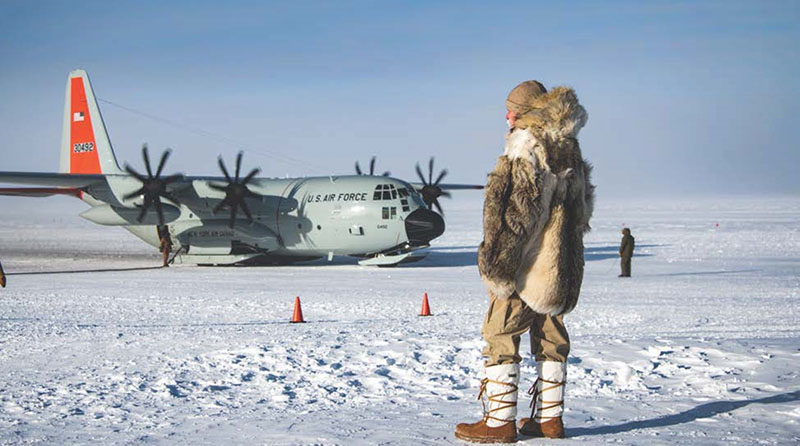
top-left (0, 195), bottom-right (798, 445)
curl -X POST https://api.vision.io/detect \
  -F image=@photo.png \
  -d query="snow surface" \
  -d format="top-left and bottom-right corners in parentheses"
top-left (0, 194), bottom-right (798, 445)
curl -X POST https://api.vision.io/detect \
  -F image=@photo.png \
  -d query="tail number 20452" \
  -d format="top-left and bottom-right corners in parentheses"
top-left (73, 142), bottom-right (95, 153)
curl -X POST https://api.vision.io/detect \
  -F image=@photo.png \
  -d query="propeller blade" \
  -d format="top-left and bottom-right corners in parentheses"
top-left (428, 157), bottom-right (434, 184)
top-left (434, 168), bottom-right (448, 186)
top-left (235, 151), bottom-right (243, 182)
top-left (369, 156), bottom-right (376, 176)
top-left (124, 165), bottom-right (146, 182)
top-left (242, 167), bottom-right (261, 185)
top-left (415, 163), bottom-right (427, 185)
top-left (155, 149), bottom-right (171, 178)
top-left (137, 199), bottom-right (150, 222)
top-left (142, 145), bottom-right (153, 178)
top-left (161, 191), bottom-right (180, 205)
top-left (122, 186), bottom-right (146, 201)
top-left (441, 190), bottom-right (452, 199)
top-left (154, 196), bottom-right (165, 226)
top-left (240, 200), bottom-right (254, 222)
top-left (218, 156), bottom-right (232, 183)
top-left (228, 202), bottom-right (239, 228)
top-left (212, 198), bottom-right (229, 214)
top-left (433, 199), bottom-right (444, 216)
top-left (162, 173), bottom-right (183, 184)
top-left (355, 162), bottom-right (362, 175)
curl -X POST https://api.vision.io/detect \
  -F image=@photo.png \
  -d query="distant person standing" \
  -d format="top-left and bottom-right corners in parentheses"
top-left (0, 261), bottom-right (6, 287)
top-left (158, 226), bottom-right (173, 267)
top-left (619, 228), bottom-right (634, 277)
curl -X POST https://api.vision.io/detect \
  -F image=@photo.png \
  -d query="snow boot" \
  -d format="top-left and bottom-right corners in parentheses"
top-left (518, 361), bottom-right (566, 439)
top-left (455, 363), bottom-right (519, 443)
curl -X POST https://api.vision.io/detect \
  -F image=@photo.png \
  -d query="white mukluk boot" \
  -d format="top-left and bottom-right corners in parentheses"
top-left (518, 361), bottom-right (566, 438)
top-left (455, 363), bottom-right (519, 443)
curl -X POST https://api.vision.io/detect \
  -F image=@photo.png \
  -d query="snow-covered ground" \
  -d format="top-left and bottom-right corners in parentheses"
top-left (0, 194), bottom-right (798, 445)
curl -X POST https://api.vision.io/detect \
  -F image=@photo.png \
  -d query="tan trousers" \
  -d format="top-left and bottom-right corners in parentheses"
top-left (482, 292), bottom-right (570, 366)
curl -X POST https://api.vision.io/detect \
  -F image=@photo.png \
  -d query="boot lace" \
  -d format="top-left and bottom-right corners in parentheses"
top-left (477, 377), bottom-right (518, 424)
top-left (526, 377), bottom-right (565, 421)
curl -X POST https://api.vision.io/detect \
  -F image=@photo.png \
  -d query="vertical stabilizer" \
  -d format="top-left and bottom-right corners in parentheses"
top-left (59, 70), bottom-right (122, 175)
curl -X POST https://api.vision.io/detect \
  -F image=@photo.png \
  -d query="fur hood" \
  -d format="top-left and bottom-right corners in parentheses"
top-left (478, 86), bottom-right (594, 315)
top-left (512, 87), bottom-right (588, 143)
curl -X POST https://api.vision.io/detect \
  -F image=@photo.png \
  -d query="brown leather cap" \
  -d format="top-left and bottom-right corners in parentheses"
top-left (505, 80), bottom-right (547, 114)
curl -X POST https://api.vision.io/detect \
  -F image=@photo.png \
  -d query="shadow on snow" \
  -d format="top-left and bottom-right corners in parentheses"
top-left (567, 390), bottom-right (800, 437)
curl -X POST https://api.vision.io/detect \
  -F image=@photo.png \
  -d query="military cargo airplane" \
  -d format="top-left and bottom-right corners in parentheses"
top-left (0, 70), bottom-right (482, 266)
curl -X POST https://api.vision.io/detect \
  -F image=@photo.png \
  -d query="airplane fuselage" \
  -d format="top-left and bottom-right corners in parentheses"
top-left (80, 174), bottom-right (444, 264)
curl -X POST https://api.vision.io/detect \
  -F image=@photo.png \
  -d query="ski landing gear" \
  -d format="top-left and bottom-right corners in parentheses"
top-left (518, 361), bottom-right (566, 439)
top-left (455, 363), bottom-right (519, 444)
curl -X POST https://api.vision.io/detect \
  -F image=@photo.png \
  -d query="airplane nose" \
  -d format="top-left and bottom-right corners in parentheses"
top-left (405, 208), bottom-right (445, 245)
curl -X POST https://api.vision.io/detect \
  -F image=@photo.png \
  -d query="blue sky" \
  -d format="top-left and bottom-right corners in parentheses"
top-left (1, 1), bottom-right (797, 197)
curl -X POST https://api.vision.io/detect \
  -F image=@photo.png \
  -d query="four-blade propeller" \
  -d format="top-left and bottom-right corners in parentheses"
top-left (415, 157), bottom-right (451, 215)
top-left (123, 144), bottom-right (182, 225)
top-left (209, 151), bottom-right (261, 228)
top-left (355, 156), bottom-right (390, 177)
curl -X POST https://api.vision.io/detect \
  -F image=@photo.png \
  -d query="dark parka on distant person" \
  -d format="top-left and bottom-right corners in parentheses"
top-left (619, 228), bottom-right (634, 277)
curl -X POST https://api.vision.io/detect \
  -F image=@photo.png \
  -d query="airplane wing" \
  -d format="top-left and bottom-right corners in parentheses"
top-left (409, 182), bottom-right (484, 191)
top-left (0, 171), bottom-right (238, 200)
top-left (427, 183), bottom-right (483, 190)
top-left (0, 171), bottom-right (190, 204)
top-left (0, 172), bottom-right (106, 188)
top-left (0, 187), bottom-right (83, 198)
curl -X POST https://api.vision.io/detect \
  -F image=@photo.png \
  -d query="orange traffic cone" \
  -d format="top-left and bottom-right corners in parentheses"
top-left (419, 293), bottom-right (432, 316)
top-left (290, 296), bottom-right (305, 323)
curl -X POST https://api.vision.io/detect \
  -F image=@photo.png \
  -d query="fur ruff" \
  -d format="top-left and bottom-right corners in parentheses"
top-left (478, 86), bottom-right (594, 315)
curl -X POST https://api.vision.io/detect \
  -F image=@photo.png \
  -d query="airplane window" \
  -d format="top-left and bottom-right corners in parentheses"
top-left (382, 190), bottom-right (391, 200)
top-left (373, 190), bottom-right (381, 200)
top-left (382, 207), bottom-right (389, 219)
top-left (391, 207), bottom-right (397, 218)
top-left (398, 188), bottom-right (408, 198)
top-left (391, 188), bottom-right (397, 199)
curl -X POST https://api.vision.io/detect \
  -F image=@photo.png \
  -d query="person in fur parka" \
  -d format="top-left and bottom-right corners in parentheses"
top-left (455, 80), bottom-right (594, 443)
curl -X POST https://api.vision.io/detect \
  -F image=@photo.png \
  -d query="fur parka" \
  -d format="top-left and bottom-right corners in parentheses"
top-left (478, 86), bottom-right (595, 316)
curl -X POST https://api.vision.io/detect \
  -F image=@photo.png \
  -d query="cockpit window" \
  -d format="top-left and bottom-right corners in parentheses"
top-left (373, 184), bottom-right (384, 200)
top-left (373, 184), bottom-right (400, 201)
